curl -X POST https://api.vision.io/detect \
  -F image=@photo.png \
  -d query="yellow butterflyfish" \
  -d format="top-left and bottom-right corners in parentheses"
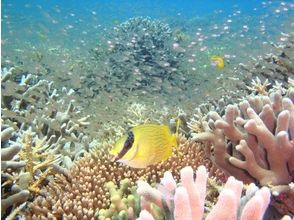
top-left (109, 124), bottom-right (178, 168)
top-left (210, 55), bottom-right (225, 68)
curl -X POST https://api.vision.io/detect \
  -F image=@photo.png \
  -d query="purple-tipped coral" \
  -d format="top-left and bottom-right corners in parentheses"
top-left (137, 165), bottom-right (271, 220)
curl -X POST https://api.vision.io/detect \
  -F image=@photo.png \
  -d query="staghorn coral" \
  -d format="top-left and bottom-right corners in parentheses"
top-left (1, 67), bottom-right (92, 217)
top-left (26, 134), bottom-right (224, 219)
top-left (1, 119), bottom-right (62, 218)
top-left (125, 103), bottom-right (151, 127)
top-left (17, 128), bottom-right (61, 193)
top-left (1, 67), bottom-right (91, 167)
top-left (1, 143), bottom-right (29, 218)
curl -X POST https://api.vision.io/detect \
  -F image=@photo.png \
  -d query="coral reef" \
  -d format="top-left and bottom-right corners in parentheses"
top-left (137, 165), bottom-right (271, 220)
top-left (94, 101), bottom-right (187, 148)
top-left (1, 67), bottom-right (91, 167)
top-left (271, 186), bottom-right (294, 217)
top-left (26, 135), bottom-right (223, 219)
top-left (236, 36), bottom-right (294, 91)
top-left (1, 67), bottom-right (91, 217)
top-left (190, 86), bottom-right (294, 217)
top-left (1, 143), bottom-right (29, 219)
top-left (2, 9), bottom-right (294, 220)
top-left (90, 17), bottom-right (187, 93)
top-left (98, 179), bottom-right (140, 219)
top-left (191, 87), bottom-right (294, 186)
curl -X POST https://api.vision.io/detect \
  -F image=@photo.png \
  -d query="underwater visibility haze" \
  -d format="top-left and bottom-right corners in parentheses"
top-left (1, 0), bottom-right (294, 219)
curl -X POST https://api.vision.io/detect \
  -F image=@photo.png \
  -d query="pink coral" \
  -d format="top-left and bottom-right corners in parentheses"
top-left (137, 165), bottom-right (271, 220)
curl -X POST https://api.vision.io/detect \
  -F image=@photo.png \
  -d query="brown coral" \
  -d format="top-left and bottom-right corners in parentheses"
top-left (26, 135), bottom-right (224, 219)
top-left (192, 88), bottom-right (294, 186)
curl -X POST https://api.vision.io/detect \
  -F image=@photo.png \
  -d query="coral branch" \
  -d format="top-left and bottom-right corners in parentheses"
top-left (138, 166), bottom-right (271, 220)
top-left (1, 127), bottom-right (15, 142)
top-left (1, 190), bottom-right (30, 216)
top-left (174, 187), bottom-right (192, 220)
top-left (192, 88), bottom-right (294, 186)
top-left (240, 187), bottom-right (271, 220)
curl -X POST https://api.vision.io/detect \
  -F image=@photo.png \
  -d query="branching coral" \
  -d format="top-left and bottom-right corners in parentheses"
top-left (246, 77), bottom-right (271, 95)
top-left (1, 67), bottom-right (92, 217)
top-left (1, 67), bottom-right (91, 165)
top-left (26, 135), bottom-right (224, 219)
top-left (98, 179), bottom-right (140, 219)
top-left (1, 144), bottom-right (29, 218)
top-left (191, 86), bottom-right (294, 217)
top-left (137, 165), bottom-right (271, 220)
top-left (192, 88), bottom-right (294, 186)
top-left (18, 128), bottom-right (61, 193)
top-left (1, 124), bottom-right (60, 218)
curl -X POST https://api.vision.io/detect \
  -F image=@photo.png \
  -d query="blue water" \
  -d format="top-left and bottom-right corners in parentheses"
top-left (2, 0), bottom-right (293, 49)
top-left (2, 0), bottom-right (294, 106)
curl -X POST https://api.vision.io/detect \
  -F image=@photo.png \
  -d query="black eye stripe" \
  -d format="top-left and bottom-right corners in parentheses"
top-left (114, 131), bottom-right (134, 161)
top-left (124, 131), bottom-right (134, 150)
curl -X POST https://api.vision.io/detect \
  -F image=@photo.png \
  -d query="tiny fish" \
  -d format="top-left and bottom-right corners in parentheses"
top-left (109, 124), bottom-right (178, 168)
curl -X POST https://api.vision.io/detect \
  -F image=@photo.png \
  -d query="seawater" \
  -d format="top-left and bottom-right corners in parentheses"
top-left (2, 0), bottom-right (294, 119)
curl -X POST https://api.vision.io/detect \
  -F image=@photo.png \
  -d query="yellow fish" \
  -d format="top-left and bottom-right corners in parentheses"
top-left (109, 124), bottom-right (178, 168)
top-left (210, 55), bottom-right (225, 68)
